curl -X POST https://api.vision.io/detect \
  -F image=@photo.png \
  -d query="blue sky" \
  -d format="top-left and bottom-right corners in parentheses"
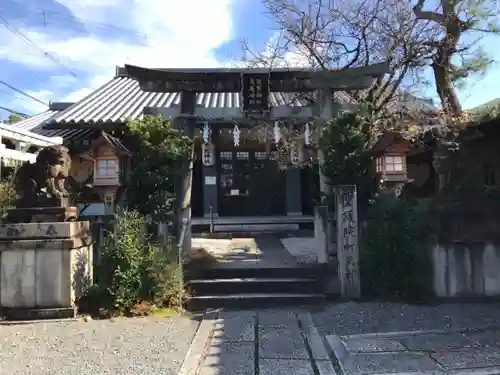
top-left (0, 0), bottom-right (499, 120)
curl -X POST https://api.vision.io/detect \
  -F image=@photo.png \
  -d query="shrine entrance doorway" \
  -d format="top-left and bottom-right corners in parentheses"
top-left (217, 148), bottom-right (285, 217)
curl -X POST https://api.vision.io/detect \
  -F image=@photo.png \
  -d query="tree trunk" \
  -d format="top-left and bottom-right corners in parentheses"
top-left (413, 0), bottom-right (464, 119)
top-left (432, 49), bottom-right (462, 118)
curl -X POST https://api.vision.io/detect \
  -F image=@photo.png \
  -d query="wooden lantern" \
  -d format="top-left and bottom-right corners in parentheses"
top-left (371, 132), bottom-right (410, 183)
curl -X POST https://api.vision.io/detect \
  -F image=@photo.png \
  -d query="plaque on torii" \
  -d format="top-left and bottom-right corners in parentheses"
top-left (241, 73), bottom-right (270, 113)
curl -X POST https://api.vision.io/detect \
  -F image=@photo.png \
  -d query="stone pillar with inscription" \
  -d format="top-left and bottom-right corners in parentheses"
top-left (334, 185), bottom-right (360, 299)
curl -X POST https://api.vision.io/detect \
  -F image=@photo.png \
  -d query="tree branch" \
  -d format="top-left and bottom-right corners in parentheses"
top-left (413, 0), bottom-right (446, 24)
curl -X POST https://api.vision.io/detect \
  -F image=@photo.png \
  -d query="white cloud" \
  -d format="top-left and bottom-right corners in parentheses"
top-left (238, 31), bottom-right (312, 68)
top-left (1, 0), bottom-right (234, 111)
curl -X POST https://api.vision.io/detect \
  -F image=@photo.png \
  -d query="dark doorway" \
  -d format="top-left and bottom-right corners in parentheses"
top-left (218, 150), bottom-right (285, 216)
top-left (301, 164), bottom-right (320, 215)
top-left (191, 149), bottom-right (204, 217)
top-left (251, 151), bottom-right (286, 216)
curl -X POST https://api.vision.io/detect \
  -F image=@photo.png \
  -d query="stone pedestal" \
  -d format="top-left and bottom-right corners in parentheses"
top-left (0, 221), bottom-right (93, 320)
top-left (7, 206), bottom-right (78, 223)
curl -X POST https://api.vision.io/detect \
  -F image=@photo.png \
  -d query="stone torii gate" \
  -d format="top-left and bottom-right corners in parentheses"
top-left (124, 63), bottom-right (389, 274)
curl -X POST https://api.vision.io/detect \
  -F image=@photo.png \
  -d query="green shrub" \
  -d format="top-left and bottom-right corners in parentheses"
top-left (319, 109), bottom-right (380, 213)
top-left (79, 208), bottom-right (183, 317)
top-left (360, 195), bottom-right (432, 300)
top-left (0, 180), bottom-right (17, 220)
top-left (125, 115), bottom-right (192, 222)
top-left (141, 238), bottom-right (184, 308)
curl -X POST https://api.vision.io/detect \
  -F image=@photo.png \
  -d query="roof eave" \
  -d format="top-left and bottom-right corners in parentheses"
top-left (44, 119), bottom-right (127, 129)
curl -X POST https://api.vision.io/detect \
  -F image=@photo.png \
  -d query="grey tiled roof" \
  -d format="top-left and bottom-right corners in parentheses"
top-left (45, 66), bottom-right (356, 126)
top-left (101, 131), bottom-right (130, 155)
top-left (11, 110), bottom-right (59, 131)
top-left (46, 76), bottom-right (336, 126)
top-left (11, 108), bottom-right (96, 140)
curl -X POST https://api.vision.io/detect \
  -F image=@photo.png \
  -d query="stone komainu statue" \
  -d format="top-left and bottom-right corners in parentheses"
top-left (14, 144), bottom-right (72, 208)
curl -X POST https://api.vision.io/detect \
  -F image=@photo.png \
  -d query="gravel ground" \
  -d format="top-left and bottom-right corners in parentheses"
top-left (0, 316), bottom-right (200, 375)
top-left (312, 302), bottom-right (500, 337)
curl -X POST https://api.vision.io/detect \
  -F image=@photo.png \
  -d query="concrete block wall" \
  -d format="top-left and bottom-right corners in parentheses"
top-left (432, 243), bottom-right (500, 298)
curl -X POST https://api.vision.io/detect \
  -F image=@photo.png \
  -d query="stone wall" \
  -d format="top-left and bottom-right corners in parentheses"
top-left (432, 243), bottom-right (500, 298)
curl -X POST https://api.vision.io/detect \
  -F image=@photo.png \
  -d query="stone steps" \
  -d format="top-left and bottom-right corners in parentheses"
top-left (185, 293), bottom-right (325, 310)
top-left (189, 277), bottom-right (320, 295)
top-left (184, 264), bottom-right (327, 280)
top-left (185, 265), bottom-right (328, 311)
top-left (192, 229), bottom-right (314, 239)
top-left (191, 216), bottom-right (314, 234)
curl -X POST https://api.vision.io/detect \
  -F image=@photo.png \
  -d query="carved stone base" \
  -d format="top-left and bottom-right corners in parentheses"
top-left (0, 222), bottom-right (93, 321)
top-left (6, 206), bottom-right (78, 223)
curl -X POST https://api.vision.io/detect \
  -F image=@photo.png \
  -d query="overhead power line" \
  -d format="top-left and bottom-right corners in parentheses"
top-left (0, 14), bottom-right (78, 77)
top-left (0, 5), bottom-right (152, 48)
top-left (0, 106), bottom-right (29, 117)
top-left (39, 8), bottom-right (146, 39)
top-left (0, 80), bottom-right (49, 107)
top-left (39, 7), bottom-right (147, 40)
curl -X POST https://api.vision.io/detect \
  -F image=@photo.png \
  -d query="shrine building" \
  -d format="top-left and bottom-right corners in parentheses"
top-left (10, 63), bottom-right (388, 227)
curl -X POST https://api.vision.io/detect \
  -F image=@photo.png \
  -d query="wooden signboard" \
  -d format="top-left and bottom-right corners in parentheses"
top-left (241, 73), bottom-right (270, 112)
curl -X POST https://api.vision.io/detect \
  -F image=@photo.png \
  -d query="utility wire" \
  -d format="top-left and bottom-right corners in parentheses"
top-left (39, 8), bottom-right (147, 40)
top-left (0, 87), bottom-right (47, 111)
top-left (0, 80), bottom-right (49, 107)
top-left (0, 106), bottom-right (29, 117)
top-left (0, 14), bottom-right (78, 77)
top-left (1, 5), bottom-right (153, 47)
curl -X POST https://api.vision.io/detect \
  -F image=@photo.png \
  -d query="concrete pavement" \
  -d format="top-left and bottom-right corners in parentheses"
top-left (6, 303), bottom-right (500, 374)
top-left (179, 303), bottom-right (500, 375)
top-left (178, 308), bottom-right (337, 375)
top-left (327, 328), bottom-right (500, 374)
top-left (313, 302), bottom-right (500, 374)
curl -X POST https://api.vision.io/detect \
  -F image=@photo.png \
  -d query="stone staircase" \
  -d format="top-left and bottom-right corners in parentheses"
top-left (191, 215), bottom-right (314, 235)
top-left (184, 264), bottom-right (328, 311)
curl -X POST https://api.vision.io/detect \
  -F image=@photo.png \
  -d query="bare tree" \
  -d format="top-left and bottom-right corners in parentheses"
top-left (413, 0), bottom-right (499, 119)
top-left (243, 0), bottom-right (436, 117)
top-left (243, 0), bottom-right (499, 120)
